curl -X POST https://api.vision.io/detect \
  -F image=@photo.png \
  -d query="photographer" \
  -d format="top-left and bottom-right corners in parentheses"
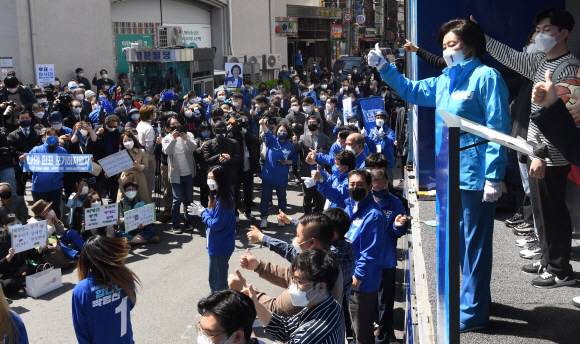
top-left (203, 121), bottom-right (242, 189)
top-left (154, 121), bottom-right (173, 223)
top-left (0, 76), bottom-right (36, 131)
top-left (193, 122), bottom-right (213, 209)
top-left (7, 111), bottom-right (41, 196)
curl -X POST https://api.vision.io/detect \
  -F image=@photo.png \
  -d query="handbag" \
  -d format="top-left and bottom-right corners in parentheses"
top-left (25, 263), bottom-right (63, 298)
top-left (88, 162), bottom-right (103, 177)
top-left (38, 241), bottom-right (75, 270)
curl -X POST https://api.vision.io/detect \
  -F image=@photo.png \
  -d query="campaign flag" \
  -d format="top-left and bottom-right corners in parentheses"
top-left (359, 96), bottom-right (385, 132)
top-left (23, 154), bottom-right (93, 172)
top-left (342, 97), bottom-right (353, 124)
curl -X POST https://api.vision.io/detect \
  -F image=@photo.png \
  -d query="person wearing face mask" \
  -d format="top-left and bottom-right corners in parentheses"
top-left (367, 111), bottom-right (396, 186)
top-left (70, 190), bottom-right (113, 238)
top-left (25, 128), bottom-right (69, 219)
top-left (73, 88), bottom-right (93, 118)
top-left (306, 149), bottom-right (355, 210)
top-left (74, 68), bottom-right (91, 92)
top-left (116, 132), bottom-right (150, 205)
top-left (187, 165), bottom-right (235, 291)
top-left (215, 89), bottom-right (228, 105)
top-left (92, 69), bottom-right (115, 94)
top-left (278, 65), bottom-right (290, 81)
top-left (0, 183), bottom-right (27, 222)
top-left (113, 91), bottom-right (137, 124)
top-left (95, 115), bottom-right (123, 201)
top-left (290, 76), bottom-right (302, 97)
top-left (31, 103), bottom-right (48, 129)
top-left (192, 122), bottom-right (213, 211)
top-left (162, 116), bottom-right (197, 233)
top-left (0, 128), bottom-right (16, 197)
top-left (117, 181), bottom-right (160, 245)
top-left (369, 19), bottom-right (511, 331)
top-left (0, 76), bottom-right (36, 128)
top-left (65, 180), bottom-right (91, 227)
top-left (240, 249), bottom-right (344, 344)
top-left (203, 121), bottom-right (241, 195)
top-left (322, 98), bottom-right (342, 144)
top-left (135, 105), bottom-right (157, 198)
top-left (64, 100), bottom-right (88, 129)
top-left (126, 108), bottom-right (141, 128)
top-left (285, 99), bottom-right (306, 139)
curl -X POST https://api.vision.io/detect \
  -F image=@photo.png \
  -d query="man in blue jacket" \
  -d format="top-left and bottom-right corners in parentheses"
top-left (310, 149), bottom-right (355, 209)
top-left (344, 169), bottom-right (385, 344)
top-left (366, 110), bottom-right (396, 186)
top-left (24, 127), bottom-right (69, 219)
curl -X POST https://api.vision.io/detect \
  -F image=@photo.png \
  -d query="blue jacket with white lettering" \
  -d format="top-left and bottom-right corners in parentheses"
top-left (27, 143), bottom-right (69, 192)
top-left (202, 195), bottom-right (236, 256)
top-left (378, 57), bottom-right (510, 190)
top-left (260, 130), bottom-right (297, 186)
top-left (345, 194), bottom-right (385, 292)
top-left (316, 168), bottom-right (349, 209)
top-left (376, 193), bottom-right (407, 269)
top-left (367, 126), bottom-right (396, 168)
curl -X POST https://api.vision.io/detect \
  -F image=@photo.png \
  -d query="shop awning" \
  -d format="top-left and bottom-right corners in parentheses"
top-left (359, 38), bottom-right (378, 42)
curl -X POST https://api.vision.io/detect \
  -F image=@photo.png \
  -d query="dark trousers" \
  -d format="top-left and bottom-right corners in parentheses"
top-left (237, 169), bottom-right (254, 214)
top-left (350, 290), bottom-right (378, 344)
top-left (302, 184), bottom-right (325, 214)
top-left (375, 267), bottom-right (396, 344)
top-left (342, 290), bottom-right (354, 338)
top-left (527, 160), bottom-right (573, 278)
top-left (14, 166), bottom-right (27, 196)
top-left (106, 177), bottom-right (119, 203)
top-left (32, 188), bottom-right (63, 219)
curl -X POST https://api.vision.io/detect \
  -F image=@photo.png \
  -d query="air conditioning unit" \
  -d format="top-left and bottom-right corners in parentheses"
top-left (245, 55), bottom-right (263, 69)
top-left (158, 26), bottom-right (183, 47)
top-left (224, 55), bottom-right (245, 64)
top-left (263, 54), bottom-right (282, 69)
top-left (243, 63), bottom-right (261, 84)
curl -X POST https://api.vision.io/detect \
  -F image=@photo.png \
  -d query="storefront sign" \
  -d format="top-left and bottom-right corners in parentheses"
top-left (331, 25), bottom-right (343, 39)
top-left (287, 5), bottom-right (341, 19)
top-left (356, 15), bottom-right (366, 25)
top-left (374, 2), bottom-right (384, 27)
top-left (365, 28), bottom-right (377, 37)
top-left (275, 17), bottom-right (299, 37)
top-left (164, 23), bottom-right (211, 48)
top-left (36, 64), bottom-right (55, 88)
top-left (116, 34), bottom-right (153, 74)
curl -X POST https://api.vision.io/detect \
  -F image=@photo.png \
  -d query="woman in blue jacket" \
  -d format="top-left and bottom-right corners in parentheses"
top-left (24, 127), bottom-right (69, 219)
top-left (258, 118), bottom-right (297, 229)
top-left (368, 19), bottom-right (510, 332)
top-left (188, 165), bottom-right (235, 292)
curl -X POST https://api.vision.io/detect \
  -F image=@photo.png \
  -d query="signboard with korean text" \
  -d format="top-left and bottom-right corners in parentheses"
top-left (11, 220), bottom-right (47, 254)
top-left (23, 154), bottom-right (93, 173)
top-left (116, 34), bottom-right (153, 74)
top-left (84, 204), bottom-right (119, 231)
top-left (36, 64), bottom-right (55, 88)
top-left (97, 150), bottom-right (135, 177)
top-left (124, 203), bottom-right (156, 231)
top-left (331, 25), bottom-right (343, 39)
top-left (164, 23), bottom-right (211, 48)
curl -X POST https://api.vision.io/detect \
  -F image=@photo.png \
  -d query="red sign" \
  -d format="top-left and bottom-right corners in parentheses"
top-left (331, 25), bottom-right (343, 39)
top-left (343, 12), bottom-right (352, 22)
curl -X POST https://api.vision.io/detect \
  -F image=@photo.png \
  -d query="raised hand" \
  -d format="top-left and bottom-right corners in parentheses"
top-left (277, 209), bottom-right (292, 224)
top-left (247, 225), bottom-right (264, 244)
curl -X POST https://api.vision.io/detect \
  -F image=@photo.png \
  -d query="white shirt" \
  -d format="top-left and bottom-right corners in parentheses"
top-left (136, 121), bottom-right (155, 160)
top-left (173, 137), bottom-right (191, 176)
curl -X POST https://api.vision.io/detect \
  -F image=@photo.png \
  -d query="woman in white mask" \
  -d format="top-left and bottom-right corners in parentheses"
top-left (187, 165), bottom-right (236, 292)
top-left (368, 18), bottom-right (510, 333)
top-left (66, 180), bottom-right (90, 227)
top-left (116, 132), bottom-right (151, 204)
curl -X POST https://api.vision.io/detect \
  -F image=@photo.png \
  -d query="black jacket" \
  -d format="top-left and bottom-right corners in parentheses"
top-left (113, 104), bottom-right (136, 124)
top-left (91, 77), bottom-right (116, 94)
top-left (506, 76), bottom-right (533, 140)
top-left (0, 230), bottom-right (40, 276)
top-left (0, 127), bottom-right (13, 170)
top-left (193, 136), bottom-right (212, 186)
top-left (416, 48), bottom-right (447, 70)
top-left (203, 135), bottom-right (242, 185)
top-left (7, 127), bottom-right (41, 164)
top-left (74, 77), bottom-right (92, 91)
top-left (63, 113), bottom-right (87, 130)
top-left (96, 128), bottom-right (121, 160)
top-left (230, 129), bottom-right (260, 174)
top-left (0, 86), bottom-right (36, 112)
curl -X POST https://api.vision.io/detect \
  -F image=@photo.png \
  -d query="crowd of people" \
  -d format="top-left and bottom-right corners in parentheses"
top-left (0, 5), bottom-right (577, 344)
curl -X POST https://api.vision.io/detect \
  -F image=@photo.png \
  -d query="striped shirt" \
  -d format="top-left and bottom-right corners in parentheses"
top-left (264, 295), bottom-right (345, 344)
top-left (486, 38), bottom-right (579, 166)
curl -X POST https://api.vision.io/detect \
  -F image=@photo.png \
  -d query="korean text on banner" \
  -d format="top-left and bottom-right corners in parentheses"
top-left (97, 150), bottom-right (135, 177)
top-left (84, 204), bottom-right (119, 231)
top-left (36, 64), bottom-right (55, 88)
top-left (342, 97), bottom-right (353, 124)
top-left (11, 220), bottom-right (48, 254)
top-left (124, 203), bottom-right (156, 231)
top-left (359, 96), bottom-right (385, 133)
top-left (23, 154), bottom-right (93, 173)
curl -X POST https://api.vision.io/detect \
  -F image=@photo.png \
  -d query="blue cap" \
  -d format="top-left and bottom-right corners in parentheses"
top-left (345, 111), bottom-right (358, 121)
top-left (374, 110), bottom-right (386, 118)
top-left (48, 111), bottom-right (63, 123)
top-left (200, 93), bottom-right (208, 98)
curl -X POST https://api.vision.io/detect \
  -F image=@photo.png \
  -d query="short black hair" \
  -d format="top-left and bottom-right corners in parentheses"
top-left (254, 95), bottom-right (268, 106)
top-left (211, 107), bottom-right (224, 118)
top-left (215, 120), bottom-right (227, 129)
top-left (334, 149), bottom-right (356, 172)
top-left (437, 19), bottom-right (486, 59)
top-left (303, 96), bottom-right (314, 105)
top-left (75, 68), bottom-right (83, 73)
top-left (230, 64), bottom-right (242, 74)
top-left (105, 114), bottom-right (120, 125)
top-left (535, 7), bottom-right (575, 33)
top-left (365, 153), bottom-right (389, 169)
top-left (122, 181), bottom-right (138, 190)
top-left (348, 168), bottom-right (372, 186)
top-left (164, 115), bottom-right (180, 128)
top-left (4, 76), bottom-right (18, 88)
top-left (307, 115), bottom-right (321, 125)
top-left (291, 248), bottom-right (340, 292)
top-left (231, 92), bottom-right (243, 100)
top-left (100, 69), bottom-right (108, 75)
top-left (338, 127), bottom-right (356, 140)
top-left (122, 91), bottom-right (133, 98)
top-left (18, 110), bottom-right (30, 119)
top-left (298, 213), bottom-right (334, 251)
top-left (197, 290), bottom-right (257, 340)
top-left (323, 207), bottom-right (351, 240)
top-left (272, 99), bottom-right (281, 108)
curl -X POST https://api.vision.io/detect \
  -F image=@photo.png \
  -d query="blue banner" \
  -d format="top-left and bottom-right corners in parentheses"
top-left (359, 96), bottom-right (384, 132)
top-left (23, 154), bottom-right (93, 172)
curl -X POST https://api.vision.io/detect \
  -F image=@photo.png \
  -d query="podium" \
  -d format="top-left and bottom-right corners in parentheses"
top-left (435, 109), bottom-right (544, 344)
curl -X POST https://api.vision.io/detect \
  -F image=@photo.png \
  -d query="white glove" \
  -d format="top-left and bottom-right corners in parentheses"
top-left (360, 128), bottom-right (368, 137)
top-left (301, 177), bottom-right (317, 188)
top-left (355, 86), bottom-right (360, 93)
top-left (368, 43), bottom-right (388, 70)
top-left (378, 127), bottom-right (384, 135)
top-left (308, 85), bottom-right (314, 91)
top-left (187, 203), bottom-right (205, 216)
top-left (482, 180), bottom-right (502, 202)
top-left (337, 118), bottom-right (342, 127)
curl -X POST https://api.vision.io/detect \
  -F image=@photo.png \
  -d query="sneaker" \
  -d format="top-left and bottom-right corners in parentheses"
top-left (516, 233), bottom-right (538, 248)
top-left (278, 220), bottom-right (285, 227)
top-left (531, 271), bottom-right (577, 289)
top-left (521, 261), bottom-right (544, 275)
top-left (260, 219), bottom-right (267, 229)
top-left (505, 212), bottom-right (524, 227)
top-left (161, 214), bottom-right (172, 223)
top-left (172, 227), bottom-right (183, 234)
top-left (520, 242), bottom-right (541, 260)
top-left (573, 296), bottom-right (580, 309)
top-left (245, 213), bottom-right (256, 222)
top-left (513, 222), bottom-right (534, 236)
top-left (183, 223), bottom-right (194, 232)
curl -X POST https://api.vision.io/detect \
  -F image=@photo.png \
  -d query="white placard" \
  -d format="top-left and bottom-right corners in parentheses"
top-left (97, 150), bottom-right (135, 177)
top-left (342, 97), bottom-right (353, 124)
top-left (36, 64), bottom-right (55, 88)
top-left (11, 220), bottom-right (47, 254)
top-left (124, 203), bottom-right (156, 231)
top-left (84, 204), bottom-right (119, 231)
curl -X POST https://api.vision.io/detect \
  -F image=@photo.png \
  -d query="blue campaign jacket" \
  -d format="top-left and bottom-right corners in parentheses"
top-left (202, 195), bottom-right (236, 256)
top-left (367, 127), bottom-right (396, 168)
top-left (260, 130), bottom-right (298, 186)
top-left (72, 272), bottom-right (135, 344)
top-left (317, 168), bottom-right (349, 208)
top-left (344, 195), bottom-right (386, 292)
top-left (376, 194), bottom-right (407, 269)
top-left (27, 143), bottom-right (69, 192)
top-left (316, 142), bottom-right (370, 168)
top-left (378, 57), bottom-right (510, 190)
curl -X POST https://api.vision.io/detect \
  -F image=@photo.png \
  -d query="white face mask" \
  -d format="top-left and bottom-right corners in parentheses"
top-left (352, 70), bottom-right (357, 74)
top-left (7, 88), bottom-right (17, 93)
top-left (197, 332), bottom-right (234, 344)
top-left (52, 123), bottom-right (62, 130)
top-left (376, 119), bottom-right (384, 127)
top-left (102, 74), bottom-right (108, 79)
top-left (145, 96), bottom-right (152, 102)
top-left (535, 32), bottom-right (562, 53)
top-left (189, 99), bottom-right (196, 104)
top-left (526, 43), bottom-right (539, 54)
top-left (443, 48), bottom-right (466, 68)
top-left (347, 76), bottom-right (352, 80)
top-left (346, 146), bottom-right (356, 155)
top-left (282, 68), bottom-right (287, 71)
top-left (125, 190), bottom-right (137, 199)
top-left (131, 114), bottom-right (140, 121)
top-left (123, 140), bottom-right (134, 149)
top-left (80, 186), bottom-right (89, 195)
top-left (291, 237), bottom-right (311, 254)
top-left (321, 84), bottom-right (327, 89)
top-left (325, 103), bottom-right (332, 111)
top-left (319, 95), bottom-right (327, 102)
top-left (35, 111), bottom-right (44, 118)
top-left (184, 110), bottom-right (193, 118)
top-left (217, 96), bottom-right (226, 102)
top-left (54, 81), bottom-right (60, 86)
top-left (76, 94), bottom-right (84, 100)
top-left (294, 79), bottom-right (300, 84)
top-left (207, 179), bottom-right (217, 191)
top-left (291, 106), bottom-right (300, 113)
top-left (91, 200), bottom-right (102, 208)
top-left (106, 126), bottom-right (116, 132)
top-left (255, 104), bottom-right (261, 110)
top-left (303, 105), bottom-right (312, 113)
top-left (232, 101), bottom-right (239, 107)
top-left (73, 107), bottom-right (82, 114)
top-left (80, 129), bottom-right (88, 137)
top-left (38, 98), bottom-right (47, 103)
top-left (288, 282), bottom-right (318, 307)
top-left (78, 73), bottom-right (84, 78)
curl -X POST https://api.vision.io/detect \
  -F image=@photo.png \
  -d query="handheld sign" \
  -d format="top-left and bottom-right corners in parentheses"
top-left (359, 96), bottom-right (385, 133)
top-left (84, 204), bottom-right (119, 231)
top-left (342, 97), bottom-right (352, 124)
top-left (23, 154), bottom-right (93, 172)
top-left (124, 203), bottom-right (156, 231)
top-left (97, 150), bottom-right (135, 177)
top-left (11, 220), bottom-right (48, 254)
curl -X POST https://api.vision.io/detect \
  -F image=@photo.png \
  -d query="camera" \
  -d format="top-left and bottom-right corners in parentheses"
top-left (267, 118), bottom-right (277, 126)
top-left (3, 101), bottom-right (15, 117)
top-left (177, 125), bottom-right (187, 134)
top-left (58, 94), bottom-right (71, 104)
top-left (228, 118), bottom-right (242, 133)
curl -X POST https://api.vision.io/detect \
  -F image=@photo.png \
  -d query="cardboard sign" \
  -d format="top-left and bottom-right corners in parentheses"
top-left (359, 96), bottom-right (385, 133)
top-left (11, 220), bottom-right (47, 254)
top-left (36, 64), bottom-right (55, 88)
top-left (98, 150), bottom-right (135, 177)
top-left (84, 204), bottom-right (119, 230)
top-left (124, 203), bottom-right (156, 231)
top-left (23, 154), bottom-right (93, 172)
top-left (342, 97), bottom-right (353, 124)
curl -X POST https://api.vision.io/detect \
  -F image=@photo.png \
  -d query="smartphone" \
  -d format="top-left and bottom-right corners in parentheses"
top-left (177, 125), bottom-right (187, 133)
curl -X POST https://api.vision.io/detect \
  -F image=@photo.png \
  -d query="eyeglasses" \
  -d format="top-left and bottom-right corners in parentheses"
top-left (73, 105), bottom-right (82, 108)
top-left (123, 98), bottom-right (132, 101)
top-left (194, 322), bottom-right (235, 340)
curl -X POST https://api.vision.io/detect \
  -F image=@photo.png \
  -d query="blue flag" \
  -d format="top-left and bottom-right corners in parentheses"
top-left (359, 96), bottom-right (385, 132)
top-left (23, 154), bottom-right (93, 172)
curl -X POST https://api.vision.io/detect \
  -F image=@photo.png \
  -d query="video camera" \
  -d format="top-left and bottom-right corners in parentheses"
top-left (2, 101), bottom-right (15, 117)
